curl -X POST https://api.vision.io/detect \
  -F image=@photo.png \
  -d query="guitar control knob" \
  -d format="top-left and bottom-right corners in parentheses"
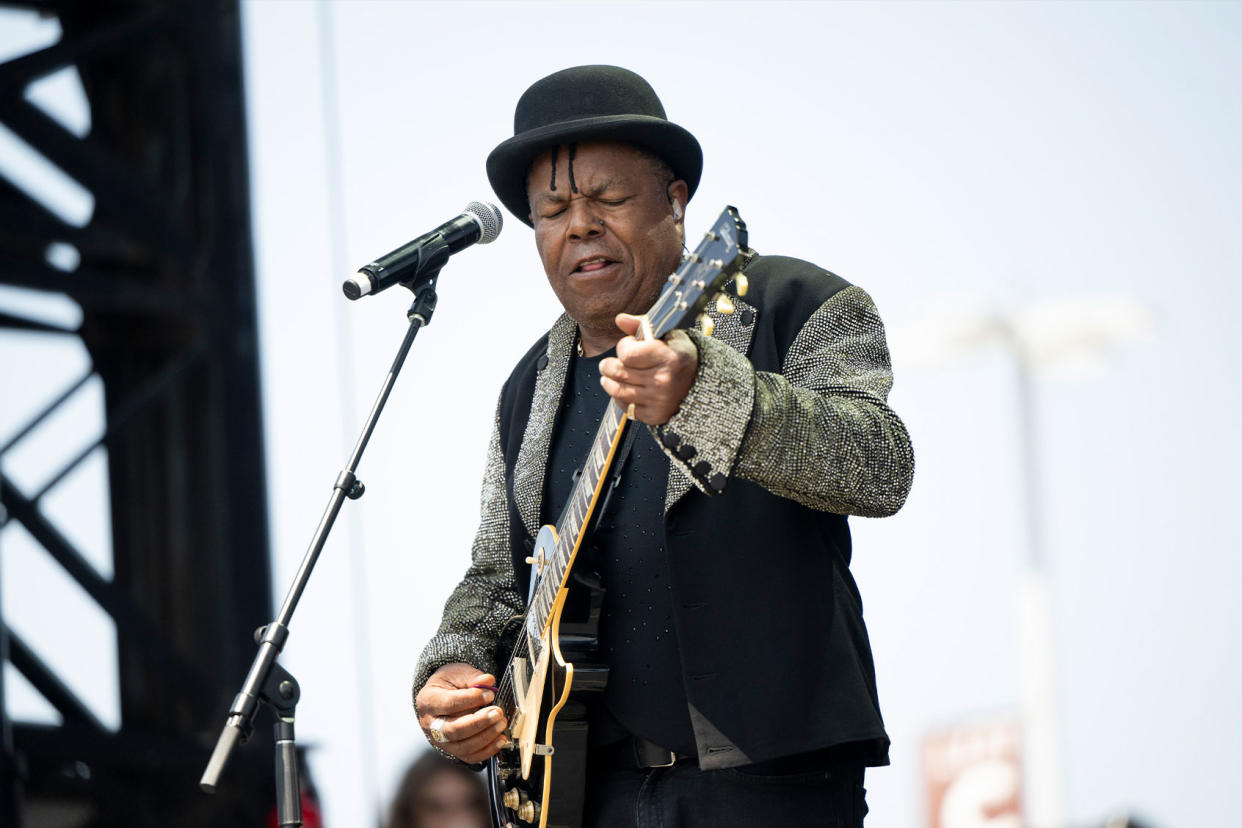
top-left (734, 273), bottom-right (749, 297)
top-left (518, 799), bottom-right (541, 823)
top-left (715, 294), bottom-right (735, 315)
top-left (503, 788), bottom-right (521, 810)
top-left (697, 313), bottom-right (715, 337)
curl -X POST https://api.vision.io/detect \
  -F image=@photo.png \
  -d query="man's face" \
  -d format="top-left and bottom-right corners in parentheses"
top-left (527, 141), bottom-right (687, 337)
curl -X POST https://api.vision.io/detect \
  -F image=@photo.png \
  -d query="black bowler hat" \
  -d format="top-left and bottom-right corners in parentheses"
top-left (486, 65), bottom-right (703, 227)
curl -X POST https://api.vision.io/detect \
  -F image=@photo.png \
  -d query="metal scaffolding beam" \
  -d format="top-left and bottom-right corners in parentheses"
top-left (0, 1), bottom-right (278, 824)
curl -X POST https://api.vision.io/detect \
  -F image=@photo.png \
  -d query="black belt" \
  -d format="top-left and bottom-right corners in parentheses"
top-left (594, 735), bottom-right (868, 777)
top-left (594, 734), bottom-right (694, 770)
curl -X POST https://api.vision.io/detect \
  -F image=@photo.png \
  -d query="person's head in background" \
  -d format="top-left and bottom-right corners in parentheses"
top-left (386, 751), bottom-right (489, 828)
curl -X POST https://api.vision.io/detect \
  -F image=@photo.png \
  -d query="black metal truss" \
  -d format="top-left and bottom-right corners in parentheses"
top-left (0, 1), bottom-right (277, 825)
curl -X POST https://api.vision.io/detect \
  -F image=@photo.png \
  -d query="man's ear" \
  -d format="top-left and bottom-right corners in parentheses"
top-left (667, 179), bottom-right (689, 223)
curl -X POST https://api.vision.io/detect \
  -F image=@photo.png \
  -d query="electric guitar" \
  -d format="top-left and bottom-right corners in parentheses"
top-left (487, 206), bottom-right (750, 828)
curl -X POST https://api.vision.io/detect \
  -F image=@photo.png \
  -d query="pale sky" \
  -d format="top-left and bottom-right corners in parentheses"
top-left (3, 2), bottom-right (1241, 827)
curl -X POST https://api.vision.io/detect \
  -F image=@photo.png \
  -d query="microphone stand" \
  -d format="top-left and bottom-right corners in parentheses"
top-left (200, 275), bottom-right (442, 827)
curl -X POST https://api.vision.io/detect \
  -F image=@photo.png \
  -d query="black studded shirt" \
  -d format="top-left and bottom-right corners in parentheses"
top-left (542, 347), bottom-right (696, 755)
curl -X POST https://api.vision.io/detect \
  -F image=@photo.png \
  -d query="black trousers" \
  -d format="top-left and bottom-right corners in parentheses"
top-left (583, 760), bottom-right (868, 828)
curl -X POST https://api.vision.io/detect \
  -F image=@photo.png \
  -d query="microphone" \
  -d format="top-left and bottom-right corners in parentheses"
top-left (343, 201), bottom-right (503, 300)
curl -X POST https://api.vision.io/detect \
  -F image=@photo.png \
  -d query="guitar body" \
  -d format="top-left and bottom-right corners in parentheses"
top-left (489, 541), bottom-right (607, 828)
top-left (486, 207), bottom-right (749, 828)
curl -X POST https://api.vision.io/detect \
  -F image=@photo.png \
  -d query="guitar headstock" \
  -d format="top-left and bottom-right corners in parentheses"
top-left (646, 206), bottom-right (749, 340)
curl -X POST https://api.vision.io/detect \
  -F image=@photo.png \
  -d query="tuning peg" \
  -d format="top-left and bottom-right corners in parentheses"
top-left (734, 273), bottom-right (749, 297)
top-left (715, 294), bottom-right (735, 315)
top-left (698, 313), bottom-right (715, 337)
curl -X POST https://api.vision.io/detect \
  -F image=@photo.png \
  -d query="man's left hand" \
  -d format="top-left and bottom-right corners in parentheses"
top-left (599, 313), bottom-right (698, 425)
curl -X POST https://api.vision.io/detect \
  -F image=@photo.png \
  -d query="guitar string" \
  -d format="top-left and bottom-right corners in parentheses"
top-left (491, 319), bottom-right (697, 722)
top-left (492, 401), bottom-right (623, 715)
top-left (489, 239), bottom-right (738, 738)
top-left (491, 263), bottom-right (731, 723)
top-left (490, 256), bottom-right (735, 721)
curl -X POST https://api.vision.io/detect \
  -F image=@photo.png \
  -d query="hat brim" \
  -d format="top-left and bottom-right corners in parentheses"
top-left (486, 114), bottom-right (703, 227)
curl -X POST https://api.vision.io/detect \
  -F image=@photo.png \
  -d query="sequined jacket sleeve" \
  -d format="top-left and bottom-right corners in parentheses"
top-left (412, 397), bottom-right (524, 699)
top-left (655, 283), bottom-right (914, 517)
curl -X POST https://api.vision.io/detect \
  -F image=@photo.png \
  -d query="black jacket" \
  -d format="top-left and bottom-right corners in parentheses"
top-left (475, 255), bottom-right (914, 769)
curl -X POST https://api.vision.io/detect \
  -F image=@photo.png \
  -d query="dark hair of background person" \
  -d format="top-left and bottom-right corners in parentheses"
top-left (385, 751), bottom-right (490, 828)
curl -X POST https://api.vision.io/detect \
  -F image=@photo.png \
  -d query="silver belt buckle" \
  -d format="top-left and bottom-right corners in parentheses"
top-left (652, 750), bottom-right (678, 768)
top-left (632, 737), bottom-right (678, 769)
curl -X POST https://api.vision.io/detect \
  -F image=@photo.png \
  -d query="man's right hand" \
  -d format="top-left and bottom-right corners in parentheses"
top-left (415, 662), bottom-right (509, 764)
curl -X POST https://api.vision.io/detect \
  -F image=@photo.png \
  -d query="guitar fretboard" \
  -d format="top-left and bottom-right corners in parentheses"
top-left (519, 205), bottom-right (747, 645)
top-left (494, 206), bottom-right (747, 828)
top-left (526, 399), bottom-right (627, 640)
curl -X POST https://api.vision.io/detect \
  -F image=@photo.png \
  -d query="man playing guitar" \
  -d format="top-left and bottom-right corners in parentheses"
top-left (413, 65), bottom-right (913, 828)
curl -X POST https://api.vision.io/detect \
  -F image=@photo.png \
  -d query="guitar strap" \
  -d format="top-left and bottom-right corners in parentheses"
top-left (559, 417), bottom-right (639, 529)
top-left (556, 417), bottom-right (640, 528)
top-left (593, 418), bottom-right (640, 526)
top-left (533, 419), bottom-right (640, 606)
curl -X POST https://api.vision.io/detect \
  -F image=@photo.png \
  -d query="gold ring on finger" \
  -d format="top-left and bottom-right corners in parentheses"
top-left (429, 717), bottom-right (448, 744)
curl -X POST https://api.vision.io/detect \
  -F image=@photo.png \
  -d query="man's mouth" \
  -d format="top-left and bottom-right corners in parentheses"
top-left (573, 256), bottom-right (618, 274)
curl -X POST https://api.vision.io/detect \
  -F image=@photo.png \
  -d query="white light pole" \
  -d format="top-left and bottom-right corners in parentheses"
top-left (899, 294), bottom-right (1153, 828)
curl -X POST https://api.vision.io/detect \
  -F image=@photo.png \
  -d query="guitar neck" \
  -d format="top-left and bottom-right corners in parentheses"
top-left (492, 207), bottom-right (748, 828)
top-left (527, 400), bottom-right (628, 634)
top-left (522, 204), bottom-right (748, 638)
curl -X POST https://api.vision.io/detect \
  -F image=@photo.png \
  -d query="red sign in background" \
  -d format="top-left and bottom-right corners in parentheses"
top-left (924, 718), bottom-right (1023, 828)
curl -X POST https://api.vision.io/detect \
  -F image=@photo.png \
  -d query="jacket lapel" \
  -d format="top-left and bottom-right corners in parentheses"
top-left (513, 313), bottom-right (577, 540)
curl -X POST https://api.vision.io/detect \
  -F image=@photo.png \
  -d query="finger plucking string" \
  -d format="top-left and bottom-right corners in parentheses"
top-left (443, 706), bottom-right (507, 744)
